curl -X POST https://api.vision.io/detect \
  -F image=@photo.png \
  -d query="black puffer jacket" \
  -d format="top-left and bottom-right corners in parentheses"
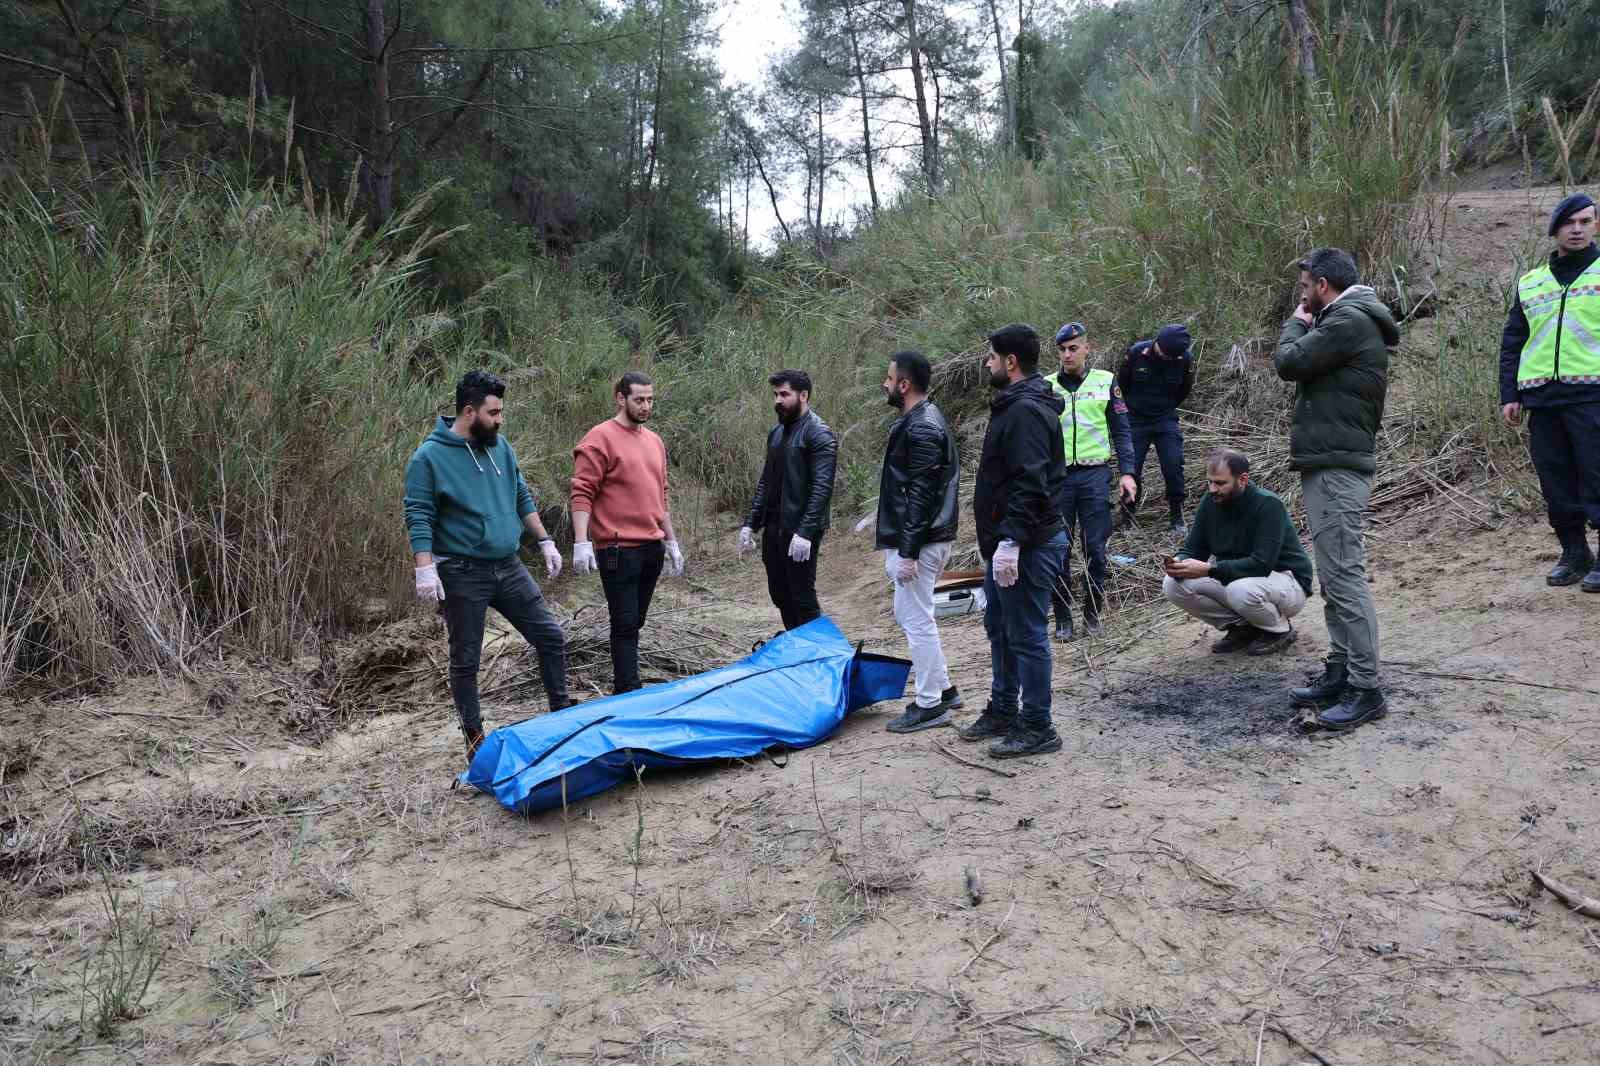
top-left (744, 409), bottom-right (838, 540)
top-left (1273, 285), bottom-right (1398, 474)
top-left (876, 399), bottom-right (959, 558)
top-left (972, 374), bottom-right (1068, 559)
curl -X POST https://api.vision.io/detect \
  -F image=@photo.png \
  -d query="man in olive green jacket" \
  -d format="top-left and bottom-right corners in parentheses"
top-left (1274, 247), bottom-right (1399, 732)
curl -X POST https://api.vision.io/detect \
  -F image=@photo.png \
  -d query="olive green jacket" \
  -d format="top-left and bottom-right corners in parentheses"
top-left (1273, 285), bottom-right (1399, 474)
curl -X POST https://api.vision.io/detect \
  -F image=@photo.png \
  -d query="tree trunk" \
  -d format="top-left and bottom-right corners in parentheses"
top-left (364, 0), bottom-right (394, 225)
top-left (901, 0), bottom-right (938, 196)
top-left (1285, 0), bottom-right (1316, 88)
top-left (843, 0), bottom-right (879, 217)
top-left (640, 7), bottom-right (669, 265)
top-left (815, 92), bottom-right (825, 249)
top-left (986, 0), bottom-right (1012, 149)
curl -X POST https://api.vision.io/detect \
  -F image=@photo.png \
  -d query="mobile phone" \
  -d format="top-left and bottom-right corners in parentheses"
top-left (1160, 554), bottom-right (1176, 567)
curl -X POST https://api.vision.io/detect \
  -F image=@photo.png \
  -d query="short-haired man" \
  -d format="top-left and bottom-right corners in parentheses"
top-left (1275, 248), bottom-right (1398, 731)
top-left (1042, 323), bottom-right (1137, 641)
top-left (739, 369), bottom-right (838, 630)
top-left (569, 372), bottom-right (685, 695)
top-left (1498, 192), bottom-right (1600, 592)
top-left (1118, 323), bottom-right (1196, 536)
top-left (957, 324), bottom-right (1070, 759)
top-left (876, 351), bottom-right (963, 732)
top-left (1162, 450), bottom-right (1312, 655)
top-left (404, 370), bottom-right (570, 762)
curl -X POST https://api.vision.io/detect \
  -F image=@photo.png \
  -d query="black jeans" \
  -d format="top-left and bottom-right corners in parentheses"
top-left (1527, 401), bottom-right (1600, 533)
top-left (598, 541), bottom-right (665, 693)
top-left (761, 528), bottom-right (823, 630)
top-left (438, 556), bottom-right (568, 740)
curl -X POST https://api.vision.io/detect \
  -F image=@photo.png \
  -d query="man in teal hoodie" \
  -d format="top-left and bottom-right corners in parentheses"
top-left (404, 370), bottom-right (570, 762)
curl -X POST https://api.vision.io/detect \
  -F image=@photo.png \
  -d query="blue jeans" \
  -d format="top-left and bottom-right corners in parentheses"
top-left (1053, 465), bottom-right (1109, 619)
top-left (983, 530), bottom-right (1068, 732)
top-left (1130, 414), bottom-right (1185, 506)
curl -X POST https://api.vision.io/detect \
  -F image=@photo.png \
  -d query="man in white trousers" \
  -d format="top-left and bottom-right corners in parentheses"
top-left (874, 351), bottom-right (964, 732)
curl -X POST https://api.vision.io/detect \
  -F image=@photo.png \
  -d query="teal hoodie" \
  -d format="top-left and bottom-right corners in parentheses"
top-left (404, 416), bottom-right (537, 560)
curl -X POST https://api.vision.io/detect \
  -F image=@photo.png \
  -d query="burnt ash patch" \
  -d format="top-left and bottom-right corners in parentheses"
top-left (1096, 671), bottom-right (1303, 742)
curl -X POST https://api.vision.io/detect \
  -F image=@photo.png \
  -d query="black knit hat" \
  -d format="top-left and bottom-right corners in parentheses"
top-left (1548, 193), bottom-right (1596, 235)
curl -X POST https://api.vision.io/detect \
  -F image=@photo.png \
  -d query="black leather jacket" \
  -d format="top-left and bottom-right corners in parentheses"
top-left (875, 399), bottom-right (959, 558)
top-left (744, 409), bottom-right (838, 540)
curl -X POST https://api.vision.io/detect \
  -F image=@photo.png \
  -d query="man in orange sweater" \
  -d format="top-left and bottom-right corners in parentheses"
top-left (570, 372), bottom-right (686, 694)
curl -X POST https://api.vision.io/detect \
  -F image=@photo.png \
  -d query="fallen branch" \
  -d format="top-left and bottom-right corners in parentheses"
top-left (955, 900), bottom-right (1014, 976)
top-left (932, 741), bottom-right (1018, 779)
top-left (1267, 1022), bottom-right (1335, 1066)
top-left (348, 992), bottom-right (450, 1017)
top-left (1541, 1017), bottom-right (1599, 1036)
top-left (1531, 870), bottom-right (1600, 919)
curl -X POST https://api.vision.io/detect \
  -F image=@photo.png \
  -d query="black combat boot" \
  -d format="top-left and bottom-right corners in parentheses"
top-left (1081, 577), bottom-right (1104, 636)
top-left (1584, 531), bottom-right (1600, 592)
top-left (1168, 500), bottom-right (1187, 537)
top-left (1054, 607), bottom-right (1075, 642)
top-left (1547, 527), bottom-right (1594, 586)
top-left (1317, 686), bottom-right (1387, 731)
top-left (1290, 660), bottom-right (1348, 707)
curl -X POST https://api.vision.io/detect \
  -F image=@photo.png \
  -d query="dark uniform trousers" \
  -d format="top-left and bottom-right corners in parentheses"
top-left (1051, 464), bottom-right (1107, 619)
top-left (1528, 402), bottom-right (1600, 533)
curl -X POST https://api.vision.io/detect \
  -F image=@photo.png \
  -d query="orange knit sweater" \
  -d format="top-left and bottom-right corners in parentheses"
top-left (570, 419), bottom-right (670, 546)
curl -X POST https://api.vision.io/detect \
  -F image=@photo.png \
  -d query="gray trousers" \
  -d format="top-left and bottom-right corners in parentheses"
top-left (1302, 467), bottom-right (1380, 689)
top-left (1163, 571), bottom-right (1307, 634)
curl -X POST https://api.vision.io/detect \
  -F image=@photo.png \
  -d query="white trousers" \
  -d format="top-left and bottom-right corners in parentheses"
top-left (885, 542), bottom-right (954, 707)
top-left (1162, 571), bottom-right (1307, 634)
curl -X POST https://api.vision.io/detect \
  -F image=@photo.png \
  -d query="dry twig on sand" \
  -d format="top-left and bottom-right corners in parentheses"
top-left (1531, 870), bottom-right (1600, 920)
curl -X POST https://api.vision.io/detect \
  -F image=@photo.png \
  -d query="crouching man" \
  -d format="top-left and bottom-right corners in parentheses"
top-left (1161, 449), bottom-right (1312, 656)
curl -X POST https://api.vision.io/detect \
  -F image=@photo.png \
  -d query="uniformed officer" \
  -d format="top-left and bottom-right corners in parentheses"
top-left (1042, 323), bottom-right (1137, 639)
top-left (1499, 192), bottom-right (1600, 592)
top-left (1118, 323), bottom-right (1195, 535)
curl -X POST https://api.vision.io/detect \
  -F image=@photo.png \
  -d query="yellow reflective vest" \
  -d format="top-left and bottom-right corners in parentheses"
top-left (1516, 259), bottom-right (1600, 388)
top-left (1043, 368), bottom-right (1114, 465)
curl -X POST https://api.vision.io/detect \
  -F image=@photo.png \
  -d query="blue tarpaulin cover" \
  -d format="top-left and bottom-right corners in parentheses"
top-left (459, 616), bottom-right (911, 814)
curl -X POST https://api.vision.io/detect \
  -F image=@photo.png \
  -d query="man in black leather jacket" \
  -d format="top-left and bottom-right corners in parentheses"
top-left (874, 351), bottom-right (964, 733)
top-left (740, 369), bottom-right (839, 629)
top-left (956, 324), bottom-right (1071, 760)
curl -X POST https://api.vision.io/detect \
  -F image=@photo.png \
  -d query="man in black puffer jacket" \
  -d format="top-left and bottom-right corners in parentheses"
top-left (740, 369), bottom-right (839, 630)
top-left (1274, 247), bottom-right (1399, 733)
top-left (957, 324), bottom-right (1071, 760)
top-left (875, 351), bottom-right (963, 734)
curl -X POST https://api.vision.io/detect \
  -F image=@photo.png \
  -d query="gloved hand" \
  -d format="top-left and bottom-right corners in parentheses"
top-left (665, 539), bottom-right (685, 576)
top-left (787, 534), bottom-right (812, 563)
top-left (992, 539), bottom-right (1020, 588)
top-left (738, 526), bottom-right (755, 554)
top-left (415, 563), bottom-right (445, 602)
top-left (893, 555), bottom-right (918, 585)
top-left (539, 539), bottom-right (562, 578)
top-left (572, 541), bottom-right (597, 575)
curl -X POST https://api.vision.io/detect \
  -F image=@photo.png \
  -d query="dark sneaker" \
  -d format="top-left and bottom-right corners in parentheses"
top-left (1317, 686), bottom-right (1387, 731)
top-left (904, 685), bottom-right (963, 713)
top-left (1054, 615), bottom-right (1075, 642)
top-left (956, 702), bottom-right (1015, 742)
top-left (1290, 661), bottom-right (1347, 707)
top-left (886, 704), bottom-right (952, 733)
top-left (1583, 568), bottom-right (1600, 593)
top-left (1082, 613), bottom-right (1104, 637)
top-left (1211, 624), bottom-right (1263, 653)
top-left (1246, 625), bottom-right (1297, 656)
top-left (988, 727), bottom-right (1063, 759)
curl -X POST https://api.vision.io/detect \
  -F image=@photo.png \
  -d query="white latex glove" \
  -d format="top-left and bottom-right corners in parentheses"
top-left (415, 563), bottom-right (445, 602)
top-left (665, 539), bottom-right (685, 577)
top-left (893, 555), bottom-right (918, 585)
top-left (992, 539), bottom-right (1020, 588)
top-left (539, 539), bottom-right (562, 578)
top-left (787, 533), bottom-right (812, 563)
top-left (572, 541), bottom-right (597, 575)
top-left (738, 526), bottom-right (755, 554)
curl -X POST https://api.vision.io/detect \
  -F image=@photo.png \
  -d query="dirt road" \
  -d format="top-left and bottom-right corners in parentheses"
top-left (3, 185), bottom-right (1598, 1065)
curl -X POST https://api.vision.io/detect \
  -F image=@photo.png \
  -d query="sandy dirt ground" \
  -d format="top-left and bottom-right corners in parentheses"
top-left (3, 186), bottom-right (1598, 1066)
